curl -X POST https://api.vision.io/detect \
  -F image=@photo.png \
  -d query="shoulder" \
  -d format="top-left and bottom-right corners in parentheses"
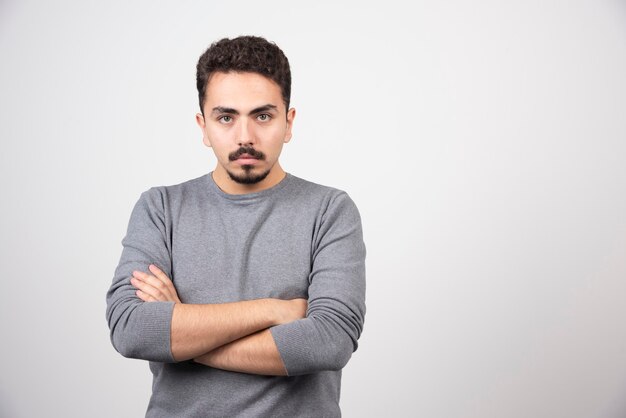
top-left (290, 176), bottom-right (365, 252)
top-left (140, 173), bottom-right (209, 206)
top-left (285, 174), bottom-right (361, 219)
top-left (286, 174), bottom-right (349, 201)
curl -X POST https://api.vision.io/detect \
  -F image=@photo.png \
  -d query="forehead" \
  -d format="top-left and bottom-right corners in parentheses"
top-left (204, 71), bottom-right (283, 110)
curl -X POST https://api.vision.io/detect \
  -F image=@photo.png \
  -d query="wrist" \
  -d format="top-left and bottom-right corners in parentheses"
top-left (263, 298), bottom-right (287, 326)
top-left (267, 298), bottom-right (306, 325)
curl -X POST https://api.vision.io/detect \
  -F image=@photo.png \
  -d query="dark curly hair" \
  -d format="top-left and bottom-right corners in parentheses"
top-left (196, 36), bottom-right (291, 114)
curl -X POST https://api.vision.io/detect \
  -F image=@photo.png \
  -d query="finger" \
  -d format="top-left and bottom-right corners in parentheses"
top-left (133, 271), bottom-right (167, 293)
top-left (149, 264), bottom-right (173, 285)
top-left (145, 266), bottom-right (179, 302)
top-left (132, 271), bottom-right (179, 302)
top-left (131, 277), bottom-right (166, 301)
top-left (136, 289), bottom-right (156, 302)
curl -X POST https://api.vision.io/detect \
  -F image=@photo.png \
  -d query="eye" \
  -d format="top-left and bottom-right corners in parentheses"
top-left (218, 115), bottom-right (233, 124)
top-left (257, 113), bottom-right (271, 122)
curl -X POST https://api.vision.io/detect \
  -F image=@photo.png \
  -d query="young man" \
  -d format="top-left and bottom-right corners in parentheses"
top-left (106, 36), bottom-right (366, 417)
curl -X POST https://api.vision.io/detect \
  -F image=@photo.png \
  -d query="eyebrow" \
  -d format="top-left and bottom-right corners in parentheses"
top-left (211, 104), bottom-right (278, 116)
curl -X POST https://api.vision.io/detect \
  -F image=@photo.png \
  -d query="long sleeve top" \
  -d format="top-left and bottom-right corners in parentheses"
top-left (105, 172), bottom-right (366, 418)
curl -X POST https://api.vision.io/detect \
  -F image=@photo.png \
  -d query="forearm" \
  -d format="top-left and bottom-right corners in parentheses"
top-left (171, 299), bottom-right (295, 361)
top-left (269, 192), bottom-right (367, 375)
top-left (194, 329), bottom-right (287, 376)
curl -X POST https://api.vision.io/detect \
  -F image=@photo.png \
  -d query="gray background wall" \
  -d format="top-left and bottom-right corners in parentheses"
top-left (1, 0), bottom-right (626, 417)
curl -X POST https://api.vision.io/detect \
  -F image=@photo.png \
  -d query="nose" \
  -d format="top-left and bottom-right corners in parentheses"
top-left (237, 118), bottom-right (256, 147)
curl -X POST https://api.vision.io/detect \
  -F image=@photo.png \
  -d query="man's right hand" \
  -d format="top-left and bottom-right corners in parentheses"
top-left (131, 264), bottom-right (181, 304)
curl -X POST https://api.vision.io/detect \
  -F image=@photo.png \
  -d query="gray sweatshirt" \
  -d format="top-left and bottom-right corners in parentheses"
top-left (106, 172), bottom-right (366, 417)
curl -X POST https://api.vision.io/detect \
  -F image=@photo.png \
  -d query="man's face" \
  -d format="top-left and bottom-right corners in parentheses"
top-left (196, 71), bottom-right (295, 190)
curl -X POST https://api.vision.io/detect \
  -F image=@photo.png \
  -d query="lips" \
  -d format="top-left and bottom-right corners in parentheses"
top-left (235, 154), bottom-right (260, 165)
top-left (237, 153), bottom-right (257, 160)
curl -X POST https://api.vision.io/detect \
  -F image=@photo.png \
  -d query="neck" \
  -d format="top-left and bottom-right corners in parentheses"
top-left (212, 164), bottom-right (286, 195)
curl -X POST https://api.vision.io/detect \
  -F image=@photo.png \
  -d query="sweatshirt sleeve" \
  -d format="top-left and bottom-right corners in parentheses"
top-left (270, 191), bottom-right (366, 376)
top-left (105, 188), bottom-right (176, 363)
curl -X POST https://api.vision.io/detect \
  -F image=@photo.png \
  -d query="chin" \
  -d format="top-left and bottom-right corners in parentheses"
top-left (226, 167), bottom-right (271, 185)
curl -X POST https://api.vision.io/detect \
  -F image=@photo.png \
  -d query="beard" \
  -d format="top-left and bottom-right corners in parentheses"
top-left (226, 166), bottom-right (271, 184)
top-left (226, 146), bottom-right (270, 184)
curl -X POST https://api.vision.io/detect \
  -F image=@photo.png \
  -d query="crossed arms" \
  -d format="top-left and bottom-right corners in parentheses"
top-left (130, 264), bottom-right (306, 375)
top-left (105, 187), bottom-right (366, 377)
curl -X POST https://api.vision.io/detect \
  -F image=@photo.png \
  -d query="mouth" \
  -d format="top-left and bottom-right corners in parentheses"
top-left (237, 153), bottom-right (257, 160)
top-left (235, 153), bottom-right (258, 163)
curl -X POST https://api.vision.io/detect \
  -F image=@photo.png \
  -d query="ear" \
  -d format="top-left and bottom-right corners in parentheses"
top-left (284, 107), bottom-right (296, 143)
top-left (196, 113), bottom-right (212, 148)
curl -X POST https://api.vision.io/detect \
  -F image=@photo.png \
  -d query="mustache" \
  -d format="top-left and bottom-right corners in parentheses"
top-left (229, 147), bottom-right (266, 161)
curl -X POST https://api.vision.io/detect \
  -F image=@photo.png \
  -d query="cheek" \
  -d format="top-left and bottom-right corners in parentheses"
top-left (261, 125), bottom-right (288, 143)
top-left (206, 128), bottom-right (234, 147)
top-left (266, 141), bottom-right (285, 159)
